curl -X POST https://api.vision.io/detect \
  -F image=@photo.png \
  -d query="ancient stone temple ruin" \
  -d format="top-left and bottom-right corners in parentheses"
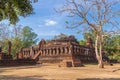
top-left (0, 41), bottom-right (13, 65)
top-left (18, 36), bottom-right (97, 67)
top-left (0, 41), bottom-right (38, 66)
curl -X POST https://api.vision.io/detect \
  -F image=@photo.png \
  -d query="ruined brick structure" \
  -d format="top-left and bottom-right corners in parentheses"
top-left (18, 36), bottom-right (97, 67)
top-left (0, 41), bottom-right (38, 66)
top-left (0, 41), bottom-right (13, 66)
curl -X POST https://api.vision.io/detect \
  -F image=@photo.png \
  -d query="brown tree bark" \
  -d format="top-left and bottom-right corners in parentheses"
top-left (95, 35), bottom-right (104, 68)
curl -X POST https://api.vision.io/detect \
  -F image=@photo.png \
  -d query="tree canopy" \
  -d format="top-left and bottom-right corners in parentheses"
top-left (0, 0), bottom-right (37, 24)
top-left (22, 26), bottom-right (38, 48)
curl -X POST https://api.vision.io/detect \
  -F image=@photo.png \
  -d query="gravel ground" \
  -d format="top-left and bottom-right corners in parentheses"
top-left (0, 63), bottom-right (120, 80)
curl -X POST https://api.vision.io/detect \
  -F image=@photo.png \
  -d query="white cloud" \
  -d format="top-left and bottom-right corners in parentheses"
top-left (45, 19), bottom-right (57, 26)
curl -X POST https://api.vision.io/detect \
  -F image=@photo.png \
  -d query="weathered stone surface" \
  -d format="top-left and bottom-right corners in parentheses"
top-left (18, 35), bottom-right (97, 67)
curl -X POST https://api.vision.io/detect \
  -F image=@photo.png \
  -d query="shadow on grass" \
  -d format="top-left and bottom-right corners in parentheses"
top-left (0, 75), bottom-right (46, 80)
top-left (77, 78), bottom-right (120, 80)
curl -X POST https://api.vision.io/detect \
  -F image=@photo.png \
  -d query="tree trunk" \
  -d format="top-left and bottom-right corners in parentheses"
top-left (95, 35), bottom-right (104, 68)
top-left (98, 58), bottom-right (104, 68)
top-left (98, 35), bottom-right (104, 68)
top-left (95, 35), bottom-right (99, 58)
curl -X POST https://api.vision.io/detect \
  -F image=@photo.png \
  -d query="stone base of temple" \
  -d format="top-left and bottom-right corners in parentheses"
top-left (39, 56), bottom-right (63, 63)
top-left (59, 56), bottom-right (83, 67)
top-left (0, 60), bottom-right (14, 66)
top-left (0, 53), bottom-right (37, 66)
top-left (73, 58), bottom-right (83, 67)
top-left (0, 54), bottom-right (14, 66)
top-left (0, 59), bottom-right (37, 66)
top-left (39, 54), bottom-right (83, 67)
top-left (0, 54), bottom-right (12, 60)
top-left (39, 55), bottom-right (72, 63)
top-left (59, 59), bottom-right (82, 67)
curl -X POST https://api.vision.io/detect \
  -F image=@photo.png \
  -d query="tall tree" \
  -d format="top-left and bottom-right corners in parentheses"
top-left (21, 26), bottom-right (38, 48)
top-left (11, 26), bottom-right (38, 56)
top-left (0, 0), bottom-right (37, 24)
top-left (59, 0), bottom-right (120, 68)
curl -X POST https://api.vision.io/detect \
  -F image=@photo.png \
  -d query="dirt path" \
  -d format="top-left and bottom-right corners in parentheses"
top-left (0, 63), bottom-right (120, 80)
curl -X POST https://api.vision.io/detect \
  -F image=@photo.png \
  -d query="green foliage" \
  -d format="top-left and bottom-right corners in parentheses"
top-left (103, 35), bottom-right (120, 62)
top-left (83, 30), bottom-right (120, 61)
top-left (84, 29), bottom-right (95, 41)
top-left (109, 54), bottom-right (120, 62)
top-left (0, 39), bottom-right (9, 54)
top-left (21, 26), bottom-right (38, 48)
top-left (11, 37), bottom-right (23, 57)
top-left (0, 24), bottom-right (38, 57)
top-left (104, 35), bottom-right (120, 54)
top-left (79, 40), bottom-right (86, 45)
top-left (0, 0), bottom-right (34, 24)
top-left (83, 29), bottom-right (95, 47)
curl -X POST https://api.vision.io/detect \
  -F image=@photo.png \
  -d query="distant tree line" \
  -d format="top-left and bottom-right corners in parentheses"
top-left (0, 24), bottom-right (38, 57)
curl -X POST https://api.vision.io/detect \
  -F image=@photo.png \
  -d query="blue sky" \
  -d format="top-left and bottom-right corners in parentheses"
top-left (0, 0), bottom-right (120, 41)
top-left (16, 0), bottom-right (83, 41)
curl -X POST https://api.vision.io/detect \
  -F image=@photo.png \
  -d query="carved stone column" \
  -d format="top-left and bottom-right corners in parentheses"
top-left (56, 48), bottom-right (58, 55)
top-left (51, 48), bottom-right (53, 55)
top-left (65, 47), bottom-right (68, 54)
top-left (30, 47), bottom-right (34, 58)
top-left (44, 49), bottom-right (46, 55)
top-left (43, 49), bottom-right (47, 55)
top-left (60, 47), bottom-right (63, 55)
top-left (24, 49), bottom-right (26, 58)
top-left (42, 49), bottom-right (45, 56)
top-left (77, 47), bottom-right (79, 54)
top-left (26, 49), bottom-right (29, 58)
top-left (73, 46), bottom-right (76, 54)
top-left (69, 45), bottom-right (72, 54)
